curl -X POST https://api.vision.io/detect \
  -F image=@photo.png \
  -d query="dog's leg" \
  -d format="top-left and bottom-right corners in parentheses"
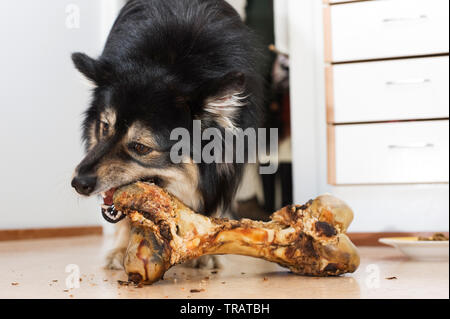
top-left (105, 219), bottom-right (130, 270)
top-left (183, 256), bottom-right (222, 269)
top-left (182, 208), bottom-right (230, 270)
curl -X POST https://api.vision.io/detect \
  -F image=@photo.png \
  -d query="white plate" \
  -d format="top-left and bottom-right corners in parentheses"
top-left (379, 237), bottom-right (449, 261)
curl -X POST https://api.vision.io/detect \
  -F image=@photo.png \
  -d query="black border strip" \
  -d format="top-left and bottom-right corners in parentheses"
top-left (2, 299), bottom-right (448, 316)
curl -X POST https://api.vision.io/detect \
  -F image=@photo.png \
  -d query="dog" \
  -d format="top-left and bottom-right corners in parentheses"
top-left (71, 0), bottom-right (264, 270)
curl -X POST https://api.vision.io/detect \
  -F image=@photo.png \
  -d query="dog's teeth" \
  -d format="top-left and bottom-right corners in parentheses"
top-left (101, 205), bottom-right (126, 224)
top-left (101, 192), bottom-right (107, 199)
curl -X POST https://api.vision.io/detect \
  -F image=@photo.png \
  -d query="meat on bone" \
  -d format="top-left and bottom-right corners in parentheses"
top-left (112, 182), bottom-right (360, 285)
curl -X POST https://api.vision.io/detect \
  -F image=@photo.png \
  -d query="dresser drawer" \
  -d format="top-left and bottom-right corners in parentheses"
top-left (329, 0), bottom-right (449, 62)
top-left (333, 121), bottom-right (449, 184)
top-left (326, 0), bottom-right (361, 3)
top-left (330, 56), bottom-right (449, 123)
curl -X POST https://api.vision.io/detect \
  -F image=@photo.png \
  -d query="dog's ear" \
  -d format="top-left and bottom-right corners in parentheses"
top-left (72, 52), bottom-right (102, 84)
top-left (203, 71), bottom-right (247, 129)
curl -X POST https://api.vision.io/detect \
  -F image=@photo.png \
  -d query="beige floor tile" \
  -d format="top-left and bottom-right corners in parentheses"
top-left (0, 235), bottom-right (448, 299)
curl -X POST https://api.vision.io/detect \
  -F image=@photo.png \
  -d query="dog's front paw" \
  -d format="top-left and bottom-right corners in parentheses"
top-left (183, 256), bottom-right (222, 269)
top-left (105, 248), bottom-right (126, 270)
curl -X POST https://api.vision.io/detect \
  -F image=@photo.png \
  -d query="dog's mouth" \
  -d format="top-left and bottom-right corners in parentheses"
top-left (101, 188), bottom-right (124, 224)
top-left (100, 177), bottom-right (163, 224)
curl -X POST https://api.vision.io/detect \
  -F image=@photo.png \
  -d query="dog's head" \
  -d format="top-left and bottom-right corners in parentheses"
top-left (71, 53), bottom-right (250, 210)
top-left (71, 0), bottom-right (264, 215)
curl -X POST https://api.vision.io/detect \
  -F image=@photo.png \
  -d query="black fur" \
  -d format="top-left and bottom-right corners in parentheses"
top-left (72, 0), bottom-right (265, 215)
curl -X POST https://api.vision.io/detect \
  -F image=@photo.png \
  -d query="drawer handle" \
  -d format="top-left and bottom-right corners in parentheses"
top-left (388, 143), bottom-right (435, 150)
top-left (382, 15), bottom-right (428, 23)
top-left (386, 78), bottom-right (431, 86)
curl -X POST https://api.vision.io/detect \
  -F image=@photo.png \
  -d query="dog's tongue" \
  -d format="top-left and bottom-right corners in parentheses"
top-left (103, 188), bottom-right (117, 206)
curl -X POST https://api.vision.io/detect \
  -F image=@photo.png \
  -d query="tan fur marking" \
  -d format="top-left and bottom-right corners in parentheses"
top-left (100, 108), bottom-right (117, 128)
top-left (165, 161), bottom-right (202, 211)
top-left (98, 108), bottom-right (117, 139)
top-left (87, 122), bottom-right (97, 151)
top-left (204, 92), bottom-right (248, 129)
top-left (126, 122), bottom-right (158, 148)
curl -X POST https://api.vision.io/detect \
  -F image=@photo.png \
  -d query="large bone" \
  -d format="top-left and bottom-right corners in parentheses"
top-left (113, 182), bottom-right (360, 285)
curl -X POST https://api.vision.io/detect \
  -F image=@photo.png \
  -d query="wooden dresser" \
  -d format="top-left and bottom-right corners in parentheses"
top-left (323, 0), bottom-right (449, 185)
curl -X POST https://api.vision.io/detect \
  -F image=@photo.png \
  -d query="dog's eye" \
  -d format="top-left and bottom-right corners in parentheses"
top-left (129, 142), bottom-right (153, 156)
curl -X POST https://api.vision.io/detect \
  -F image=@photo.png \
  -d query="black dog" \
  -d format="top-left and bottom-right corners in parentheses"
top-left (71, 0), bottom-right (264, 269)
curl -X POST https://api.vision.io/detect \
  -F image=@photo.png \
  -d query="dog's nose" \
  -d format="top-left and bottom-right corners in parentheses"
top-left (71, 175), bottom-right (97, 196)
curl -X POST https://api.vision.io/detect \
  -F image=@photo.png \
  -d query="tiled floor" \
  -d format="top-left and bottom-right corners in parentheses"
top-left (1, 235), bottom-right (448, 299)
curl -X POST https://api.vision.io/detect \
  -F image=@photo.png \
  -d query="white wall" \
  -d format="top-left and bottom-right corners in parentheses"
top-left (287, 0), bottom-right (449, 232)
top-left (226, 0), bottom-right (247, 19)
top-left (274, 0), bottom-right (290, 54)
top-left (0, 0), bottom-right (122, 230)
